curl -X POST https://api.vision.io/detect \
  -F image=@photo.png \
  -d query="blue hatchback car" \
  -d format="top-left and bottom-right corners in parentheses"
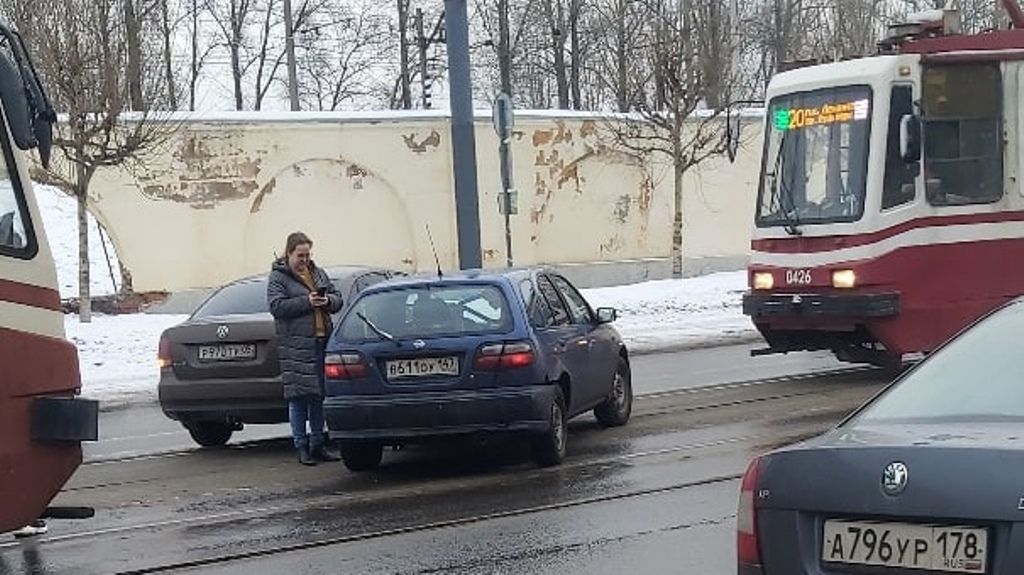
top-left (323, 268), bottom-right (632, 471)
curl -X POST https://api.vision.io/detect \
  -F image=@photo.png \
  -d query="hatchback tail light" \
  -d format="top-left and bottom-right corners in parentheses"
top-left (474, 342), bottom-right (535, 371)
top-left (737, 456), bottom-right (763, 568)
top-left (158, 335), bottom-right (172, 369)
top-left (325, 353), bottom-right (368, 380)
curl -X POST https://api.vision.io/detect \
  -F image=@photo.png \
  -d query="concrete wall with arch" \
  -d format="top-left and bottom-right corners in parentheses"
top-left (82, 111), bottom-right (764, 293)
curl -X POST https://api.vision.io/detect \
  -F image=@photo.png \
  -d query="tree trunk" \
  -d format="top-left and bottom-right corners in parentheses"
top-left (190, 0), bottom-right (199, 111)
top-left (548, 0), bottom-right (570, 109)
top-left (161, 0), bottom-right (178, 109)
top-left (671, 96), bottom-right (685, 279)
top-left (615, 0), bottom-right (629, 112)
top-left (569, 0), bottom-right (582, 109)
top-left (397, 0), bottom-right (412, 109)
top-left (253, 0), bottom-right (276, 111)
top-left (124, 0), bottom-right (145, 111)
top-left (76, 162), bottom-right (92, 323)
top-left (231, 1), bottom-right (245, 110)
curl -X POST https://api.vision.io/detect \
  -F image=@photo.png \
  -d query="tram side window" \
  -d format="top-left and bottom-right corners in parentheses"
top-left (0, 157), bottom-right (30, 254)
top-left (883, 86), bottom-right (917, 209)
top-left (922, 64), bottom-right (1003, 206)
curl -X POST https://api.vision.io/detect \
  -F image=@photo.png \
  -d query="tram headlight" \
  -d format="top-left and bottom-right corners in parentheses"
top-left (832, 269), bottom-right (857, 289)
top-left (752, 272), bottom-right (774, 290)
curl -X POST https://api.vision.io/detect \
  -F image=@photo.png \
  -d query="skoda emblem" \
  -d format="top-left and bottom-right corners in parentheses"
top-left (413, 339), bottom-right (426, 350)
top-left (216, 325), bottom-right (230, 340)
top-left (882, 462), bottom-right (909, 496)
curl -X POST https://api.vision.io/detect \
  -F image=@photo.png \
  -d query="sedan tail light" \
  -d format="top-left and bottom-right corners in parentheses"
top-left (158, 335), bottom-right (172, 369)
top-left (325, 353), bottom-right (368, 380)
top-left (474, 342), bottom-right (536, 371)
top-left (737, 456), bottom-right (763, 568)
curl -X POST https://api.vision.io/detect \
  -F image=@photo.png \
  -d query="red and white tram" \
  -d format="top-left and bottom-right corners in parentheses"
top-left (744, 3), bottom-right (1024, 367)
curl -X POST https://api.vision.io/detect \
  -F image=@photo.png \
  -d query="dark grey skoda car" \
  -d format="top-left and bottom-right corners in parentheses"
top-left (740, 298), bottom-right (1024, 574)
top-left (158, 266), bottom-right (400, 447)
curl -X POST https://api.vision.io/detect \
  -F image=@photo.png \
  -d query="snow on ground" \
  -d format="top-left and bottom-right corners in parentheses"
top-left (65, 313), bottom-right (188, 407)
top-left (584, 272), bottom-right (757, 354)
top-left (61, 272), bottom-right (755, 407)
top-left (37, 183), bottom-right (755, 407)
top-left (35, 185), bottom-right (121, 298)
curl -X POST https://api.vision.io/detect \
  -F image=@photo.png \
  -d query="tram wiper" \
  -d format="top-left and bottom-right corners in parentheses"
top-left (769, 131), bottom-right (802, 237)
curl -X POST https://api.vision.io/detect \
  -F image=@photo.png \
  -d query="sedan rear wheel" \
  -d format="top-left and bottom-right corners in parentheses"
top-left (185, 421), bottom-right (234, 447)
top-left (531, 390), bottom-right (567, 467)
top-left (594, 358), bottom-right (632, 428)
top-left (340, 441), bottom-right (383, 472)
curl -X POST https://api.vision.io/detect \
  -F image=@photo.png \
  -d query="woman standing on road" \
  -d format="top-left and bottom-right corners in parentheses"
top-left (267, 232), bottom-right (343, 466)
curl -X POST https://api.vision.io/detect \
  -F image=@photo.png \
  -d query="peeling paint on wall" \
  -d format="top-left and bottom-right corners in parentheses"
top-left (402, 130), bottom-right (442, 154)
top-left (137, 129), bottom-right (269, 209)
top-left (613, 195), bottom-right (631, 224)
top-left (600, 235), bottom-right (625, 255)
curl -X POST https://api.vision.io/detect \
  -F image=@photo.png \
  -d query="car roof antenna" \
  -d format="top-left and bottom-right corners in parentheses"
top-left (426, 225), bottom-right (443, 279)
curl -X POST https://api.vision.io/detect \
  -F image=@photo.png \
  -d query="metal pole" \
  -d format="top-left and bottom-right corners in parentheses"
top-left (498, 0), bottom-right (512, 97)
top-left (501, 140), bottom-right (513, 267)
top-left (283, 0), bottom-right (300, 110)
top-left (444, 0), bottom-right (482, 270)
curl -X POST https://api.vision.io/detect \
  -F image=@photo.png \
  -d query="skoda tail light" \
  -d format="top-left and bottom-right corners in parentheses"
top-left (737, 456), bottom-right (763, 569)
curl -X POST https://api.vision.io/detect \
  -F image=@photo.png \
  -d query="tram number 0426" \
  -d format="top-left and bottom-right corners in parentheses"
top-left (785, 269), bottom-right (813, 286)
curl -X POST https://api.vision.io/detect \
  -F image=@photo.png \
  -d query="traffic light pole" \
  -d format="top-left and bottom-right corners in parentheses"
top-left (444, 0), bottom-right (482, 270)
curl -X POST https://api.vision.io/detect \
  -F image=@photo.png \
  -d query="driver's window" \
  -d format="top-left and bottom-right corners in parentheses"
top-left (0, 153), bottom-right (30, 254)
top-left (882, 85), bottom-right (917, 209)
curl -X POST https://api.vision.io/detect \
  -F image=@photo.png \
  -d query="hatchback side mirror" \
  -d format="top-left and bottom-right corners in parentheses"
top-left (900, 114), bottom-right (921, 162)
top-left (596, 307), bottom-right (617, 324)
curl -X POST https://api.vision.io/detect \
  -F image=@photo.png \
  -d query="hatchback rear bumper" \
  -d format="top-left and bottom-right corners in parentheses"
top-left (324, 385), bottom-right (557, 440)
top-left (158, 372), bottom-right (287, 424)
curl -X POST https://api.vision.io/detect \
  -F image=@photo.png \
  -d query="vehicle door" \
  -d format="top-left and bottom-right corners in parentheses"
top-left (549, 274), bottom-right (612, 408)
top-left (533, 274), bottom-right (592, 413)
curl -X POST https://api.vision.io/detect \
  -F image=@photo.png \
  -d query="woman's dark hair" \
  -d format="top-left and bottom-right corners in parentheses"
top-left (285, 232), bottom-right (313, 256)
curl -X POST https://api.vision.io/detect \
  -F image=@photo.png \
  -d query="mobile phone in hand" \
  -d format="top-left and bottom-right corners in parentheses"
top-left (316, 287), bottom-right (327, 297)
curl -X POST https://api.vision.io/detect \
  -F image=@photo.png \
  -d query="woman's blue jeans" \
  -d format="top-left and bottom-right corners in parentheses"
top-left (288, 338), bottom-right (326, 450)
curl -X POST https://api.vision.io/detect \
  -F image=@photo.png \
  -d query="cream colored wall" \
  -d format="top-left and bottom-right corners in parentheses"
top-left (84, 112), bottom-right (763, 293)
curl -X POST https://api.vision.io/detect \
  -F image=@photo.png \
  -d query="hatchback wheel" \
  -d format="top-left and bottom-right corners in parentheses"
top-left (340, 441), bottom-right (383, 472)
top-left (185, 421), bottom-right (234, 447)
top-left (594, 358), bottom-right (632, 428)
top-left (531, 390), bottom-right (567, 467)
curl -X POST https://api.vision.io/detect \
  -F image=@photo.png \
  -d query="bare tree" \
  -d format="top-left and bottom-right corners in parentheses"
top-left (16, 0), bottom-right (174, 321)
top-left (206, 0), bottom-right (252, 109)
top-left (296, 1), bottom-right (393, 110)
top-left (608, 0), bottom-right (733, 278)
top-left (585, 0), bottom-right (648, 111)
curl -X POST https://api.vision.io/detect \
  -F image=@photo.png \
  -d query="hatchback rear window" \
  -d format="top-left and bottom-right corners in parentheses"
top-left (192, 280), bottom-right (270, 317)
top-left (339, 284), bottom-right (512, 340)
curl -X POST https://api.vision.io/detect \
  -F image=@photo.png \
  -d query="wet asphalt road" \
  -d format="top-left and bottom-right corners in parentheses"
top-left (0, 346), bottom-right (888, 575)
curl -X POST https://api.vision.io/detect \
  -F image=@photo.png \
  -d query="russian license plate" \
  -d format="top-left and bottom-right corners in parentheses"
top-left (823, 520), bottom-right (987, 573)
top-left (386, 357), bottom-right (459, 379)
top-left (198, 343), bottom-right (257, 362)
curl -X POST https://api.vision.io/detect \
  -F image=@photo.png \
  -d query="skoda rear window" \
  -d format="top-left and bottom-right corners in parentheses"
top-left (192, 279), bottom-right (269, 317)
top-left (339, 284), bottom-right (512, 341)
top-left (852, 300), bottom-right (1024, 424)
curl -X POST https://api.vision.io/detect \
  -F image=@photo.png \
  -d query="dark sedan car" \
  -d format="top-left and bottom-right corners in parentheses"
top-left (158, 265), bottom-right (401, 447)
top-left (738, 298), bottom-right (1024, 574)
top-left (323, 268), bottom-right (633, 471)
